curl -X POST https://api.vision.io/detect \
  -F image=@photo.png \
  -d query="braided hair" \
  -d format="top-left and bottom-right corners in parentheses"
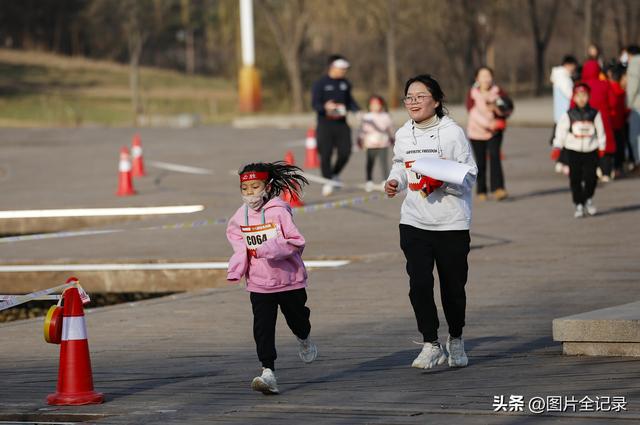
top-left (239, 161), bottom-right (308, 199)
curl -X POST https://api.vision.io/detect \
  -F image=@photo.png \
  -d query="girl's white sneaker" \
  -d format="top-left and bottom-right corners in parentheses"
top-left (365, 181), bottom-right (374, 192)
top-left (251, 368), bottom-right (279, 395)
top-left (297, 336), bottom-right (318, 363)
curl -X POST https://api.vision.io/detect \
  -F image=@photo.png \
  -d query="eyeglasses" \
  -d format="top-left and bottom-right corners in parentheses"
top-left (402, 94), bottom-right (433, 105)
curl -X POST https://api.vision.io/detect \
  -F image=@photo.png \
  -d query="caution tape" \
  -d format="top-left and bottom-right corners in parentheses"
top-left (0, 280), bottom-right (89, 312)
top-left (0, 194), bottom-right (384, 243)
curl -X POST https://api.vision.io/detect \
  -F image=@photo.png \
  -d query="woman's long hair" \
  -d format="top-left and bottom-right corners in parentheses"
top-left (239, 161), bottom-right (308, 199)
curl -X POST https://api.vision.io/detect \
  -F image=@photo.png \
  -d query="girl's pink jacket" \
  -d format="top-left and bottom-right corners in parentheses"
top-left (226, 197), bottom-right (307, 293)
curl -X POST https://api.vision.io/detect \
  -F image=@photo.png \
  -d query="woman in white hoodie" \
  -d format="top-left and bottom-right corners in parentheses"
top-left (385, 74), bottom-right (477, 370)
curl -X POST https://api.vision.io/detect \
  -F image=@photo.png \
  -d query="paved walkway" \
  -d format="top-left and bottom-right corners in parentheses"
top-left (1, 126), bottom-right (640, 424)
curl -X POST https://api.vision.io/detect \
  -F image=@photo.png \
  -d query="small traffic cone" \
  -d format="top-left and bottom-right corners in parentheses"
top-left (47, 281), bottom-right (103, 405)
top-left (304, 127), bottom-right (320, 169)
top-left (282, 150), bottom-right (304, 207)
top-left (131, 133), bottom-right (146, 177)
top-left (116, 146), bottom-right (136, 196)
top-left (284, 150), bottom-right (295, 166)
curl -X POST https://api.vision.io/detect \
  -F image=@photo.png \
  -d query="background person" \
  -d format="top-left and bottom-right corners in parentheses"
top-left (466, 66), bottom-right (511, 201)
top-left (311, 54), bottom-right (360, 196)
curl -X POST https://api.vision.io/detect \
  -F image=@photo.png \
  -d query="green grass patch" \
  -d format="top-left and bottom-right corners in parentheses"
top-left (0, 49), bottom-right (241, 126)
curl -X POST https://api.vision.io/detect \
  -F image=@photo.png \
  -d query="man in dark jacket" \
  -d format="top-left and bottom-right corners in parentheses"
top-left (311, 54), bottom-right (360, 196)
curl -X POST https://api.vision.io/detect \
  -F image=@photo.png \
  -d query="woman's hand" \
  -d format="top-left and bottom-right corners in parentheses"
top-left (385, 179), bottom-right (399, 197)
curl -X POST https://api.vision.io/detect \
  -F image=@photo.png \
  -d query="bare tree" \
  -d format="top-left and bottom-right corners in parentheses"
top-left (181, 0), bottom-right (195, 74)
top-left (123, 1), bottom-right (151, 123)
top-left (257, 0), bottom-right (311, 113)
top-left (528, 0), bottom-right (559, 95)
top-left (611, 0), bottom-right (640, 50)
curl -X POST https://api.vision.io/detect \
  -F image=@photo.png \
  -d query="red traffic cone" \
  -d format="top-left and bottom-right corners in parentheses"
top-left (47, 281), bottom-right (103, 405)
top-left (304, 128), bottom-right (320, 169)
top-left (131, 133), bottom-right (146, 177)
top-left (281, 151), bottom-right (304, 207)
top-left (116, 146), bottom-right (136, 196)
top-left (284, 150), bottom-right (295, 166)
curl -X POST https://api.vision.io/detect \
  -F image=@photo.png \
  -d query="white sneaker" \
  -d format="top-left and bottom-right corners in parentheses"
top-left (585, 198), bottom-right (597, 216)
top-left (322, 183), bottom-right (333, 197)
top-left (297, 336), bottom-right (318, 363)
top-left (554, 162), bottom-right (564, 174)
top-left (574, 204), bottom-right (585, 218)
top-left (446, 336), bottom-right (468, 368)
top-left (251, 368), bottom-right (279, 395)
top-left (411, 342), bottom-right (447, 369)
top-left (365, 181), bottom-right (374, 192)
top-left (331, 175), bottom-right (342, 191)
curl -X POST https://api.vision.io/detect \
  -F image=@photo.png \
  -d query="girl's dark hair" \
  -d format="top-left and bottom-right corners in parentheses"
top-left (403, 74), bottom-right (447, 118)
top-left (474, 66), bottom-right (494, 78)
top-left (239, 161), bottom-right (308, 199)
top-left (367, 94), bottom-right (388, 112)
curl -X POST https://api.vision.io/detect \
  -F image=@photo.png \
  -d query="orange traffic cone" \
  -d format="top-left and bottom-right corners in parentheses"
top-left (282, 151), bottom-right (304, 207)
top-left (284, 150), bottom-right (295, 166)
top-left (131, 133), bottom-right (146, 177)
top-left (116, 146), bottom-right (136, 196)
top-left (304, 128), bottom-right (320, 169)
top-left (47, 281), bottom-right (103, 405)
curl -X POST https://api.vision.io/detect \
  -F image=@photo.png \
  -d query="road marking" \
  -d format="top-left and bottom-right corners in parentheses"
top-left (148, 160), bottom-right (213, 175)
top-left (0, 205), bottom-right (204, 219)
top-left (0, 260), bottom-right (350, 272)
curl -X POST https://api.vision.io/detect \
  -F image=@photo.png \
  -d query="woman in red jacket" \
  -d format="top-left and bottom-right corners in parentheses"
top-left (581, 60), bottom-right (616, 180)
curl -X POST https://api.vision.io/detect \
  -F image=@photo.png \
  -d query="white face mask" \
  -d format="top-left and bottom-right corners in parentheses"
top-left (242, 189), bottom-right (267, 211)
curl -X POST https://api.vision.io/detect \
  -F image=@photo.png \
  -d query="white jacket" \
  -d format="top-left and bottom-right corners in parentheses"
top-left (550, 66), bottom-right (573, 123)
top-left (553, 111), bottom-right (606, 153)
top-left (387, 116), bottom-right (477, 231)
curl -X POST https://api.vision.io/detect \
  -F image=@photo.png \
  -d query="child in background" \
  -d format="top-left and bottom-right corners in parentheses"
top-left (226, 162), bottom-right (317, 395)
top-left (553, 83), bottom-right (606, 218)
top-left (357, 95), bottom-right (394, 192)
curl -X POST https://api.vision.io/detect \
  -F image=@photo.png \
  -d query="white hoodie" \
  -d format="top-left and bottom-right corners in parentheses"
top-left (387, 116), bottom-right (478, 231)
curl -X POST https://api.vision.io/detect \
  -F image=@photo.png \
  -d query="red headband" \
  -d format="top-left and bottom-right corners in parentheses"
top-left (240, 171), bottom-right (269, 182)
top-left (573, 84), bottom-right (590, 94)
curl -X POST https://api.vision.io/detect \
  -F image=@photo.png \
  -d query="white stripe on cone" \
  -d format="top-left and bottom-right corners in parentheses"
top-left (62, 316), bottom-right (88, 341)
top-left (119, 159), bottom-right (132, 173)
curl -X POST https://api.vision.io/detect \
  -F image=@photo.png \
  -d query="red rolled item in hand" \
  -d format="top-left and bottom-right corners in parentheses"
top-left (493, 118), bottom-right (506, 131)
top-left (550, 148), bottom-right (561, 161)
top-left (421, 176), bottom-right (444, 195)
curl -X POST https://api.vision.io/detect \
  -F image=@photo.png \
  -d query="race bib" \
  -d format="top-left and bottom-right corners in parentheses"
top-left (571, 120), bottom-right (595, 138)
top-left (240, 223), bottom-right (278, 256)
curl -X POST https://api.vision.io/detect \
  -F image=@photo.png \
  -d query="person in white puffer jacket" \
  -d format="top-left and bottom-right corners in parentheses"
top-left (385, 74), bottom-right (477, 371)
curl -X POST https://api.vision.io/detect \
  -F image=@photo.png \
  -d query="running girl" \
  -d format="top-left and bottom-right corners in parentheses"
top-left (226, 161), bottom-right (317, 395)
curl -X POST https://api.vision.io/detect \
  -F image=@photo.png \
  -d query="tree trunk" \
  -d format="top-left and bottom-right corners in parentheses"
top-left (185, 29), bottom-right (195, 74)
top-left (386, 0), bottom-right (398, 108)
top-left (181, 0), bottom-right (195, 74)
top-left (128, 32), bottom-right (144, 124)
top-left (534, 42), bottom-right (545, 96)
top-left (285, 52), bottom-right (304, 113)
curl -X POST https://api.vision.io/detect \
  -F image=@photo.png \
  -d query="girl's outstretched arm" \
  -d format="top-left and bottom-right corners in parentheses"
top-left (255, 211), bottom-right (305, 261)
top-left (226, 220), bottom-right (248, 281)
